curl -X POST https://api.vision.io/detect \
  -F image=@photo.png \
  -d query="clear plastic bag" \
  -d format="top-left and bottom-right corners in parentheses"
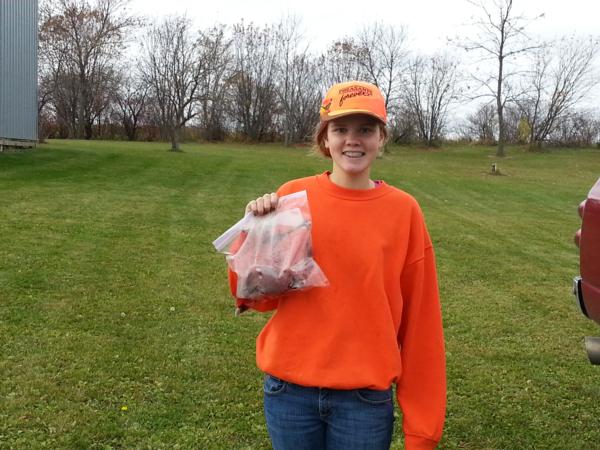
top-left (213, 190), bottom-right (328, 300)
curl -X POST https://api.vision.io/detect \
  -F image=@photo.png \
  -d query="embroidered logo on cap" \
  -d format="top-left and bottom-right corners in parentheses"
top-left (320, 98), bottom-right (332, 113)
top-left (338, 85), bottom-right (373, 107)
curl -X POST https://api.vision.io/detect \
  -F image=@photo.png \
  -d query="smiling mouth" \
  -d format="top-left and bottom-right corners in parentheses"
top-left (342, 151), bottom-right (365, 158)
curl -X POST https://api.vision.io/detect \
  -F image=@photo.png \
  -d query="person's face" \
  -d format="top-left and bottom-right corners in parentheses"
top-left (324, 114), bottom-right (384, 180)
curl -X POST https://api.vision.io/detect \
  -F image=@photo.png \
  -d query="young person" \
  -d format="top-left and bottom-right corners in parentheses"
top-left (231, 81), bottom-right (446, 450)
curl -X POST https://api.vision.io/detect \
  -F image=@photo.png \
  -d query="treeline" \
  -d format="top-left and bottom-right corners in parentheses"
top-left (38, 0), bottom-right (600, 150)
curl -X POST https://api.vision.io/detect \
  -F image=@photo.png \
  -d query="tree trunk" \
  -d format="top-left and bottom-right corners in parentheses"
top-left (170, 127), bottom-right (181, 151)
top-left (85, 121), bottom-right (93, 140)
top-left (496, 55), bottom-right (506, 158)
top-left (284, 127), bottom-right (291, 147)
top-left (496, 108), bottom-right (506, 157)
top-left (76, 93), bottom-right (85, 139)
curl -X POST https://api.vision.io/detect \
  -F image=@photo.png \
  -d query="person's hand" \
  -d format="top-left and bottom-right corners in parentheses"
top-left (245, 193), bottom-right (278, 216)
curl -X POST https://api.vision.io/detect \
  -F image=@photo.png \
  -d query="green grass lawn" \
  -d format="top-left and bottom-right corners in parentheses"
top-left (1, 139), bottom-right (599, 449)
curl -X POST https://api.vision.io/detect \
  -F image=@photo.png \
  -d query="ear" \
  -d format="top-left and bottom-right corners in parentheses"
top-left (377, 125), bottom-right (387, 148)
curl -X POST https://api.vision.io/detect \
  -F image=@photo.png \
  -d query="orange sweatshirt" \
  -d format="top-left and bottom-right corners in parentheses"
top-left (230, 172), bottom-right (446, 450)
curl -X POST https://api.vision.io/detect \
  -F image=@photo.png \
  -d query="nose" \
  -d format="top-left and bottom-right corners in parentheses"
top-left (346, 130), bottom-right (361, 145)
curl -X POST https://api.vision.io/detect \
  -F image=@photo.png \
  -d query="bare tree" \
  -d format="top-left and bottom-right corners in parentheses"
top-left (502, 103), bottom-right (523, 144)
top-left (548, 109), bottom-right (600, 147)
top-left (274, 16), bottom-right (321, 145)
top-left (113, 69), bottom-right (148, 141)
top-left (196, 25), bottom-right (233, 141)
top-left (352, 23), bottom-right (409, 112)
top-left (318, 40), bottom-right (366, 90)
top-left (275, 15), bottom-right (302, 146)
top-left (229, 22), bottom-right (279, 141)
top-left (140, 16), bottom-right (205, 150)
top-left (389, 104), bottom-right (418, 144)
top-left (39, 0), bottom-right (138, 139)
top-left (459, 0), bottom-right (542, 156)
top-left (37, 54), bottom-right (56, 140)
top-left (402, 54), bottom-right (459, 146)
top-left (460, 103), bottom-right (497, 144)
top-left (516, 36), bottom-right (600, 148)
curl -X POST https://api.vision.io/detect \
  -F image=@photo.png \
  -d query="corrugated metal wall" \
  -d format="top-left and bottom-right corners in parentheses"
top-left (0, 0), bottom-right (38, 142)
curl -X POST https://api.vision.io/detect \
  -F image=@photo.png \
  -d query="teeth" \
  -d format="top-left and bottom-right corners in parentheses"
top-left (343, 151), bottom-right (364, 157)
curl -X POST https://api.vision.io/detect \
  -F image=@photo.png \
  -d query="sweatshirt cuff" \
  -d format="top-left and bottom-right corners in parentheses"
top-left (235, 298), bottom-right (278, 312)
top-left (405, 434), bottom-right (439, 450)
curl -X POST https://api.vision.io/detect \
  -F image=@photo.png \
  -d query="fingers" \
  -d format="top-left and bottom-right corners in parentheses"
top-left (261, 192), bottom-right (278, 213)
top-left (245, 193), bottom-right (278, 216)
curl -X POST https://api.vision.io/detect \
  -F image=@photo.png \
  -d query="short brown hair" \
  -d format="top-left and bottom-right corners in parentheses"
top-left (312, 118), bottom-right (388, 158)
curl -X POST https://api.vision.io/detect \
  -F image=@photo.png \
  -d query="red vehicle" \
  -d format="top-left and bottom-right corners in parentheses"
top-left (573, 177), bottom-right (600, 364)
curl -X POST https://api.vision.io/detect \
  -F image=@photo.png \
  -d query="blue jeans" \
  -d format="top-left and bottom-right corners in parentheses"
top-left (263, 374), bottom-right (394, 450)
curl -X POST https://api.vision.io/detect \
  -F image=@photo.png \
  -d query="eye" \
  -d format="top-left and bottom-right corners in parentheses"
top-left (333, 127), bottom-right (347, 133)
top-left (359, 126), bottom-right (375, 134)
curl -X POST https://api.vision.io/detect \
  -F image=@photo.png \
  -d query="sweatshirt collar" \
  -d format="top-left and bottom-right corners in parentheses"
top-left (316, 171), bottom-right (392, 200)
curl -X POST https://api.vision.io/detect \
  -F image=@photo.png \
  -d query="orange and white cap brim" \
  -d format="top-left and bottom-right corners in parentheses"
top-left (321, 108), bottom-right (386, 124)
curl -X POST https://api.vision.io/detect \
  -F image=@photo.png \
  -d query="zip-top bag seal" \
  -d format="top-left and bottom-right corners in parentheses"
top-left (213, 191), bottom-right (328, 301)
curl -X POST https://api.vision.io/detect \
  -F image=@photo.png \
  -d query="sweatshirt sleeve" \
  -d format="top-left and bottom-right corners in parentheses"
top-left (397, 219), bottom-right (446, 449)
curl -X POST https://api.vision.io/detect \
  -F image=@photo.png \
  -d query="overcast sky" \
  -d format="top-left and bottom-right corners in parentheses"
top-left (128, 0), bottom-right (599, 53)
top-left (126, 0), bottom-right (600, 110)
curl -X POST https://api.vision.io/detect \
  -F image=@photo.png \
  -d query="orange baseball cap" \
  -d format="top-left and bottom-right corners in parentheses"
top-left (319, 81), bottom-right (387, 124)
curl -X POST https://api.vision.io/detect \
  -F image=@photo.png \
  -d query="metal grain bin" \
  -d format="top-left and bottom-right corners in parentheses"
top-left (0, 0), bottom-right (38, 146)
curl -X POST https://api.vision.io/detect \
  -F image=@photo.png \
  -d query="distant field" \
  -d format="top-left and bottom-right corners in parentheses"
top-left (1, 139), bottom-right (599, 449)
